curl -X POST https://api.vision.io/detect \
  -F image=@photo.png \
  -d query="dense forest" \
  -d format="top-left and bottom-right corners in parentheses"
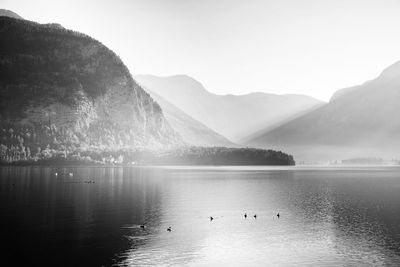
top-left (0, 144), bottom-right (295, 166)
top-left (142, 147), bottom-right (295, 165)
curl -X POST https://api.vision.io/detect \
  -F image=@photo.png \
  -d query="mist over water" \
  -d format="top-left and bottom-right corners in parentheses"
top-left (1, 166), bottom-right (400, 266)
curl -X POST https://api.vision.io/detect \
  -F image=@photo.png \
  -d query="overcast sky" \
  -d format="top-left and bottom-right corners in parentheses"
top-left (3, 0), bottom-right (400, 101)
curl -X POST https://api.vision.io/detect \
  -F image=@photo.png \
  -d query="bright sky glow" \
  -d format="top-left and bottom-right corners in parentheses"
top-left (3, 0), bottom-right (400, 101)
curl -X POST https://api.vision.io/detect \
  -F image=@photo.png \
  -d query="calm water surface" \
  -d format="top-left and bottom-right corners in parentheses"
top-left (1, 166), bottom-right (400, 266)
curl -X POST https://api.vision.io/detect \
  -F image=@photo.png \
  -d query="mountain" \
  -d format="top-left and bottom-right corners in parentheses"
top-left (133, 75), bottom-right (323, 142)
top-left (246, 61), bottom-right (400, 161)
top-left (0, 15), bottom-right (181, 162)
top-left (141, 88), bottom-right (236, 147)
top-left (0, 9), bottom-right (23, 19)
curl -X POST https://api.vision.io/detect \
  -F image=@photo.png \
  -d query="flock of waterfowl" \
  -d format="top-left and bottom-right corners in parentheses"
top-left (55, 172), bottom-right (282, 233)
top-left (139, 212), bottom-right (281, 232)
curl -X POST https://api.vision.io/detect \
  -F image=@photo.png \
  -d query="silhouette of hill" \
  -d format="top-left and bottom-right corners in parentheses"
top-left (134, 74), bottom-right (323, 142)
top-left (246, 61), bottom-right (400, 161)
top-left (141, 87), bottom-right (236, 147)
top-left (0, 9), bottom-right (23, 19)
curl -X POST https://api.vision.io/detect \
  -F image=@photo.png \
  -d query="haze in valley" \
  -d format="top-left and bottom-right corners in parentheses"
top-left (2, 0), bottom-right (400, 162)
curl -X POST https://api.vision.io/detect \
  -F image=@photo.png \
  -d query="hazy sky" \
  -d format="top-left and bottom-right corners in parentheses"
top-left (2, 0), bottom-right (400, 101)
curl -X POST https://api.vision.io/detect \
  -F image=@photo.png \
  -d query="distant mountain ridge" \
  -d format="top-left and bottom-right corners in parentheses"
top-left (141, 86), bottom-right (236, 147)
top-left (0, 14), bottom-right (181, 162)
top-left (246, 61), bottom-right (400, 160)
top-left (134, 74), bottom-right (324, 142)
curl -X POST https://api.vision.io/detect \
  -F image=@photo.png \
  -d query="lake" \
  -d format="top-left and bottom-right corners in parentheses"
top-left (1, 166), bottom-right (400, 266)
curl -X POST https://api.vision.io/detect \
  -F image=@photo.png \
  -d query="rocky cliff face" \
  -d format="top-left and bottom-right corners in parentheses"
top-left (0, 15), bottom-right (181, 162)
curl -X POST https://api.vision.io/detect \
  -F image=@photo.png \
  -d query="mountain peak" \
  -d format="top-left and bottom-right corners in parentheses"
top-left (135, 74), bottom-right (323, 142)
top-left (0, 9), bottom-right (23, 19)
top-left (248, 60), bottom-right (400, 161)
top-left (134, 74), bottom-right (210, 97)
top-left (378, 60), bottom-right (400, 80)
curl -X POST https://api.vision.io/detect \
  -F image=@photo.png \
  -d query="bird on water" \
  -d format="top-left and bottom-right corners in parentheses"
top-left (210, 216), bottom-right (214, 221)
top-left (277, 213), bottom-right (280, 218)
top-left (254, 214), bottom-right (257, 219)
top-left (167, 227), bottom-right (172, 232)
top-left (244, 213), bottom-right (247, 219)
top-left (140, 224), bottom-right (145, 230)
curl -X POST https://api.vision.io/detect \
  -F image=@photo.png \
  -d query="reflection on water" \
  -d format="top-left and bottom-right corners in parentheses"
top-left (1, 166), bottom-right (400, 266)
